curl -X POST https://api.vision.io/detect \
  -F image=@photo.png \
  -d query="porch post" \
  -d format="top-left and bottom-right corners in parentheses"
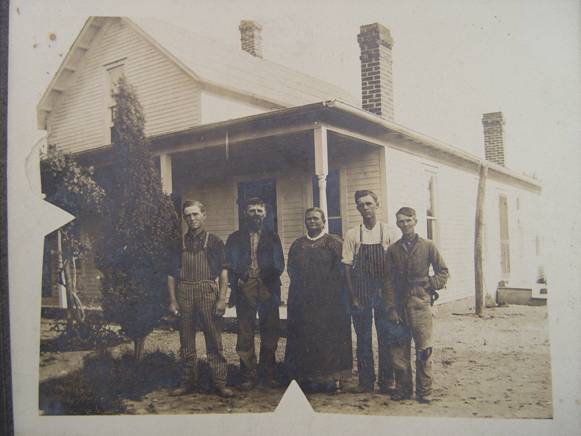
top-left (159, 153), bottom-right (173, 194)
top-left (56, 230), bottom-right (67, 308)
top-left (314, 125), bottom-right (329, 220)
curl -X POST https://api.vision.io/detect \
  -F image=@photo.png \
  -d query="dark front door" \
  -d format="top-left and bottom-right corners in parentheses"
top-left (237, 179), bottom-right (278, 233)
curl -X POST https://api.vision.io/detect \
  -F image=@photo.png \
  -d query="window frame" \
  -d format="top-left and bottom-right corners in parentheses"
top-left (103, 59), bottom-right (126, 144)
top-left (498, 193), bottom-right (511, 276)
top-left (424, 169), bottom-right (439, 244)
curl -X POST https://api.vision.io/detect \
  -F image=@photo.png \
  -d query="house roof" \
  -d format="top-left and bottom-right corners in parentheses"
top-left (147, 99), bottom-right (542, 193)
top-left (37, 16), bottom-right (359, 129)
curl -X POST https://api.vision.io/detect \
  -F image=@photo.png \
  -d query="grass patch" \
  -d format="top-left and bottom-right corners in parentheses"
top-left (39, 350), bottom-right (181, 415)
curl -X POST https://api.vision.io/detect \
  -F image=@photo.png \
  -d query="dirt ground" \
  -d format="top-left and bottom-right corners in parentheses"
top-left (39, 297), bottom-right (552, 418)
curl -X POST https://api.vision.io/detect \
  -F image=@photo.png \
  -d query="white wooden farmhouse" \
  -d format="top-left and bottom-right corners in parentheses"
top-left (39, 17), bottom-right (542, 308)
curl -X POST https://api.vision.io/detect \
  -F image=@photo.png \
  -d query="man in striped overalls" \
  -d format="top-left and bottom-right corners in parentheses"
top-left (168, 200), bottom-right (234, 398)
top-left (343, 190), bottom-right (400, 393)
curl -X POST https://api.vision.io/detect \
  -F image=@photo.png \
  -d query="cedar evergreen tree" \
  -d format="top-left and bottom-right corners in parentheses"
top-left (97, 76), bottom-right (181, 360)
top-left (42, 149), bottom-right (106, 338)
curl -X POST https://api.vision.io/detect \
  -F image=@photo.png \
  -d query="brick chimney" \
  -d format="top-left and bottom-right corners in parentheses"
top-left (482, 112), bottom-right (505, 166)
top-left (358, 23), bottom-right (394, 121)
top-left (239, 20), bottom-right (263, 58)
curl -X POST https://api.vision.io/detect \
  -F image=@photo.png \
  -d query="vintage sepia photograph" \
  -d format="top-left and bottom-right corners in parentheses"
top-left (8, 0), bottom-right (580, 433)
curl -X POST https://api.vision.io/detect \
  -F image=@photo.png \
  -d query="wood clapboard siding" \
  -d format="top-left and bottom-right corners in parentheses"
top-left (181, 181), bottom-right (237, 244)
top-left (435, 163), bottom-right (479, 302)
top-left (329, 145), bottom-right (385, 234)
top-left (47, 19), bottom-right (201, 154)
top-left (277, 171), bottom-right (309, 300)
top-left (483, 180), bottom-right (540, 292)
top-left (384, 146), bottom-right (478, 302)
top-left (384, 145), bottom-right (541, 303)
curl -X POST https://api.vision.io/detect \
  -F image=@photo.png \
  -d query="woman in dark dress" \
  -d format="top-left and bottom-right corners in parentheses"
top-left (284, 208), bottom-right (352, 393)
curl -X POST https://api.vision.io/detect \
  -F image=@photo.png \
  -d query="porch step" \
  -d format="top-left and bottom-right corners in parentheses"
top-left (497, 287), bottom-right (546, 306)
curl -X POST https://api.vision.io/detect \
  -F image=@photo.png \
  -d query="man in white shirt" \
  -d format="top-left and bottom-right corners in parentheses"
top-left (342, 190), bottom-right (400, 393)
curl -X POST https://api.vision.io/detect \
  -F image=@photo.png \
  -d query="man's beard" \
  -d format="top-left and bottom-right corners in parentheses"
top-left (249, 216), bottom-right (264, 230)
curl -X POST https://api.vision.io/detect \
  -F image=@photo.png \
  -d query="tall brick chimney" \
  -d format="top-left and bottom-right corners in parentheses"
top-left (239, 20), bottom-right (263, 58)
top-left (358, 23), bottom-right (394, 121)
top-left (482, 112), bottom-right (505, 166)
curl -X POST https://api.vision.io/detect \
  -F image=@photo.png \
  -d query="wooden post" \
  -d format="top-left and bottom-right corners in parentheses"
top-left (313, 125), bottom-right (329, 220)
top-left (474, 162), bottom-right (488, 316)
top-left (159, 153), bottom-right (173, 194)
top-left (56, 229), bottom-right (68, 308)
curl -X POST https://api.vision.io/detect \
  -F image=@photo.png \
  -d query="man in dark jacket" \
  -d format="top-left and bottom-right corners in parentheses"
top-left (383, 207), bottom-right (449, 404)
top-left (226, 197), bottom-right (285, 390)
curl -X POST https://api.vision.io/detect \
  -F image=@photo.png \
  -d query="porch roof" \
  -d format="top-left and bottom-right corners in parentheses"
top-left (149, 99), bottom-right (542, 193)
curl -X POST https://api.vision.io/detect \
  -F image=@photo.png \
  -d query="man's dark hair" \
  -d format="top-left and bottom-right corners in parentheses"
top-left (355, 190), bottom-right (379, 205)
top-left (245, 197), bottom-right (266, 210)
top-left (182, 200), bottom-right (206, 214)
top-left (396, 206), bottom-right (416, 218)
top-left (305, 207), bottom-right (326, 222)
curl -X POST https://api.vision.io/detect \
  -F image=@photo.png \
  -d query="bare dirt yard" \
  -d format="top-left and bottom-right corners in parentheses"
top-left (39, 297), bottom-right (552, 418)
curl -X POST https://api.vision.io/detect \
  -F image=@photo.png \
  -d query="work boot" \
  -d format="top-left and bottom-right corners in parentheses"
top-left (259, 377), bottom-right (282, 389)
top-left (215, 385), bottom-right (235, 398)
top-left (416, 395), bottom-right (432, 404)
top-left (239, 377), bottom-right (257, 391)
top-left (350, 384), bottom-right (374, 394)
top-left (317, 379), bottom-right (342, 394)
top-left (379, 380), bottom-right (397, 395)
top-left (169, 382), bottom-right (197, 396)
top-left (390, 389), bottom-right (412, 401)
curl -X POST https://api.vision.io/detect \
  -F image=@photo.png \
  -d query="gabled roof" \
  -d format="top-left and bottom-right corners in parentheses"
top-left (146, 100), bottom-right (542, 193)
top-left (37, 16), bottom-right (359, 129)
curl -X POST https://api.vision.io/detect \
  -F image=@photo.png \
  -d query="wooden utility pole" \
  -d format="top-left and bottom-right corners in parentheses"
top-left (474, 162), bottom-right (488, 316)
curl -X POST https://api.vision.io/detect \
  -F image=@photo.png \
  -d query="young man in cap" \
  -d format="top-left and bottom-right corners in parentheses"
top-left (383, 206), bottom-right (449, 404)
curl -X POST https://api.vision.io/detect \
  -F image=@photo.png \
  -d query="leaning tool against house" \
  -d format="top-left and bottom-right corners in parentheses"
top-left (383, 206), bottom-right (449, 404)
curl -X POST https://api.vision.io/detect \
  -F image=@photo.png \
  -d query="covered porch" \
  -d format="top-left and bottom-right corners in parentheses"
top-left (150, 102), bottom-right (389, 303)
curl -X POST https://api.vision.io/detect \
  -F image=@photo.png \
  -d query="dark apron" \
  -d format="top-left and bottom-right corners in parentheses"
top-left (352, 224), bottom-right (386, 307)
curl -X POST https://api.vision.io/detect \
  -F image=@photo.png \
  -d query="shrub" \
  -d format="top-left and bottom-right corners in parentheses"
top-left (96, 76), bottom-right (181, 360)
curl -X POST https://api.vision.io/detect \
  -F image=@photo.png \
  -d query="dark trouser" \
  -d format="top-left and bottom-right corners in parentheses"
top-left (177, 281), bottom-right (228, 388)
top-left (236, 277), bottom-right (280, 379)
top-left (352, 293), bottom-right (395, 389)
top-left (391, 291), bottom-right (433, 398)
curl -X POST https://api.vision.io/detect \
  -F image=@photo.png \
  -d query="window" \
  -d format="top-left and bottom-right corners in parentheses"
top-left (499, 194), bottom-right (511, 275)
top-left (106, 62), bottom-right (125, 143)
top-left (312, 168), bottom-right (342, 236)
top-left (42, 233), bottom-right (56, 298)
top-left (425, 173), bottom-right (438, 243)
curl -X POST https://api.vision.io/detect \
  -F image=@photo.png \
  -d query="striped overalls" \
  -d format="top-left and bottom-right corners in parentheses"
top-left (177, 232), bottom-right (228, 388)
top-left (351, 224), bottom-right (395, 390)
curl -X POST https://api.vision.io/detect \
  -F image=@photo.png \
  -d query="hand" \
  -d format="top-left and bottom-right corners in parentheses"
top-left (351, 297), bottom-right (363, 312)
top-left (410, 285), bottom-right (428, 298)
top-left (168, 301), bottom-right (180, 317)
top-left (214, 298), bottom-right (226, 317)
top-left (387, 308), bottom-right (401, 325)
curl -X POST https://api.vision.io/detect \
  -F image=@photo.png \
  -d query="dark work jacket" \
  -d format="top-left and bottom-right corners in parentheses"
top-left (383, 235), bottom-right (449, 315)
top-left (225, 228), bottom-right (285, 306)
